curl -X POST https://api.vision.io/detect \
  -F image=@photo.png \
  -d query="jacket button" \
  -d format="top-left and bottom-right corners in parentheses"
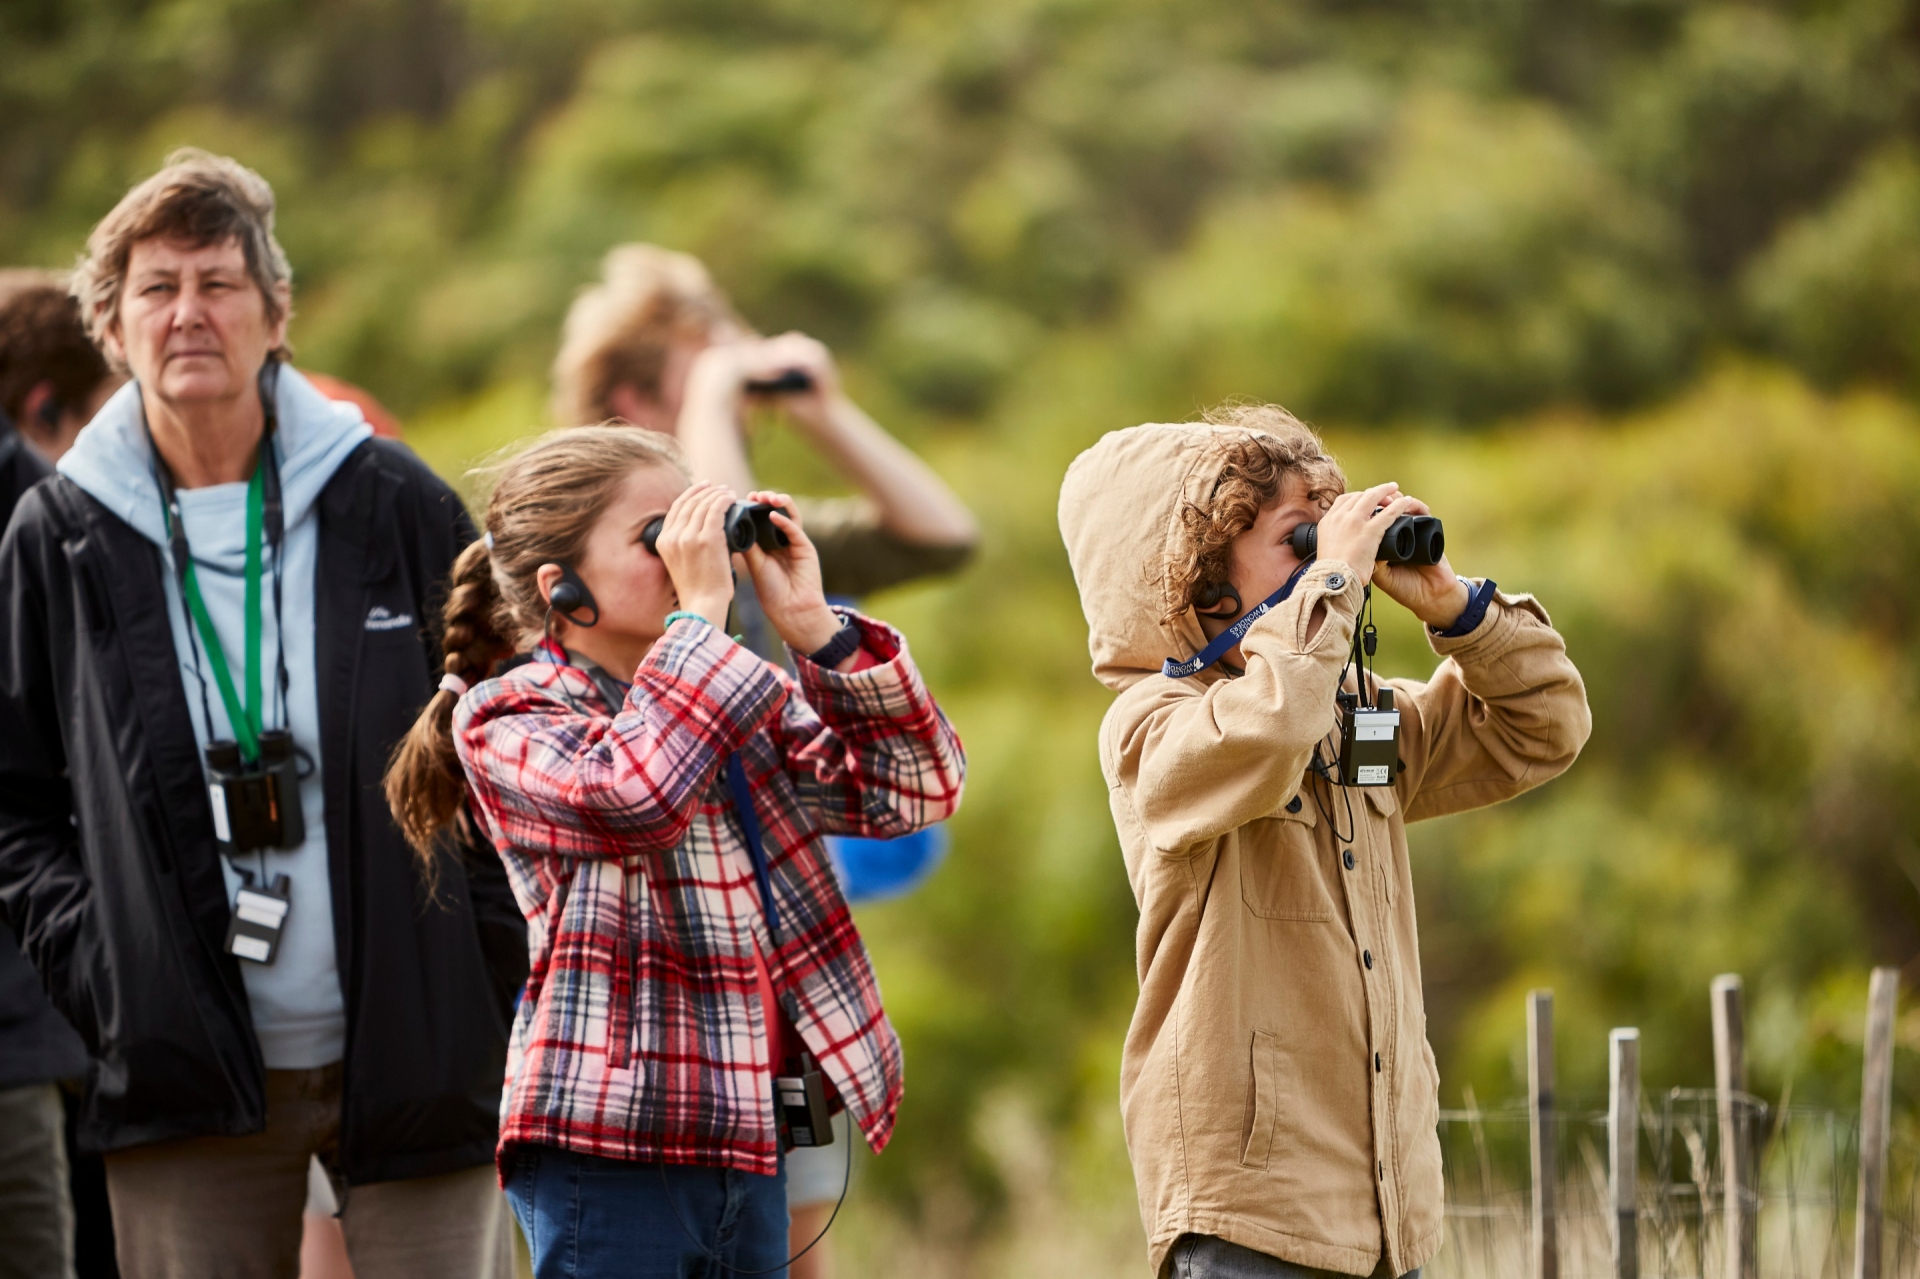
top-left (1286, 796), bottom-right (1302, 814)
top-left (1375, 1052), bottom-right (1382, 1072)
top-left (1327, 572), bottom-right (1347, 591)
top-left (1363, 950), bottom-right (1373, 969)
top-left (1343, 850), bottom-right (1355, 870)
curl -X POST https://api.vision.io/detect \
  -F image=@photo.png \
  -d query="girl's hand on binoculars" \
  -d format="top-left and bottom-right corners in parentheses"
top-left (741, 491), bottom-right (840, 654)
top-left (1370, 496), bottom-right (1471, 629)
top-left (656, 482), bottom-right (737, 629)
top-left (1315, 483), bottom-right (1418, 585)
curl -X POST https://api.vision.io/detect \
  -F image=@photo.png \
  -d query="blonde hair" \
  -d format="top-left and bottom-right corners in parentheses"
top-left (1165, 403), bottom-right (1347, 625)
top-left (70, 149), bottom-right (293, 369)
top-left (549, 244), bottom-right (743, 426)
top-left (384, 425), bottom-right (689, 866)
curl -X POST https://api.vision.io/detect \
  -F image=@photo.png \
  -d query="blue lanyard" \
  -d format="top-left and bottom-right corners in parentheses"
top-left (1162, 561), bottom-right (1313, 680)
top-left (724, 754), bottom-right (781, 935)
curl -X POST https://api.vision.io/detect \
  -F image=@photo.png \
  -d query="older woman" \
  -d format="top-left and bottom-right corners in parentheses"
top-left (0, 150), bottom-right (524, 1279)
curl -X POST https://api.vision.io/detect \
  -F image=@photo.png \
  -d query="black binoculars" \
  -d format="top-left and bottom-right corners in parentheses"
top-left (744, 369), bottom-right (813, 395)
top-left (1291, 514), bottom-right (1444, 566)
top-left (205, 730), bottom-right (305, 852)
top-left (641, 502), bottom-right (792, 557)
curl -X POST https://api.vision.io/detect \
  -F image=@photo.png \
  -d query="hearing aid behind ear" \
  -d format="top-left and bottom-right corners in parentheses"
top-left (1193, 581), bottom-right (1244, 620)
top-left (545, 563), bottom-right (599, 628)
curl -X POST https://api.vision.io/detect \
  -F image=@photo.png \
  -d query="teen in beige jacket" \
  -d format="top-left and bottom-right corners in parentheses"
top-left (1058, 411), bottom-right (1590, 1277)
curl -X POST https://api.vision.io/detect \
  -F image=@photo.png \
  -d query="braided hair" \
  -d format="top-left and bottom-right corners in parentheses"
top-left (384, 424), bottom-right (688, 869)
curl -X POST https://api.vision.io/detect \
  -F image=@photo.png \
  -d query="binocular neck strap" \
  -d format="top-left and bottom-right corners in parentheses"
top-left (1162, 560), bottom-right (1312, 680)
top-left (150, 425), bottom-right (274, 764)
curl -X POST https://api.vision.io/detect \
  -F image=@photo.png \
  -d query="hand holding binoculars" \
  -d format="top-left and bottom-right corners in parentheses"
top-left (1291, 513), bottom-right (1445, 566)
top-left (640, 502), bottom-right (793, 557)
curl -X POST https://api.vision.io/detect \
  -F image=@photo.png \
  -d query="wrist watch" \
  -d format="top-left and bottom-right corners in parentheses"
top-left (806, 617), bottom-right (862, 668)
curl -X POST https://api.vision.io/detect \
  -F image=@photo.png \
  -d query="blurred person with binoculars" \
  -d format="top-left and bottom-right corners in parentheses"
top-left (552, 245), bottom-right (977, 606)
top-left (384, 425), bottom-right (965, 1278)
top-left (1058, 404), bottom-right (1591, 1279)
top-left (0, 150), bottom-right (526, 1279)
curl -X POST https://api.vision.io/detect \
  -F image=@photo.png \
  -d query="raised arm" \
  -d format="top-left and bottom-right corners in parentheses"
top-left (1106, 562), bottom-right (1364, 855)
top-left (1393, 589), bottom-right (1591, 822)
top-left (775, 615), bottom-right (965, 839)
top-left (456, 622), bottom-right (788, 859)
top-left (678, 333), bottom-right (978, 549)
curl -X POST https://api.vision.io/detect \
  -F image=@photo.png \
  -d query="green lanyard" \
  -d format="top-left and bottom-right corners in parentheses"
top-left (161, 463), bottom-right (267, 763)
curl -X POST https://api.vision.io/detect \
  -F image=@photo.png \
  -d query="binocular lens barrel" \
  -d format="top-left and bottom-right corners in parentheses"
top-left (641, 503), bottom-right (792, 557)
top-left (1288, 514), bottom-right (1444, 566)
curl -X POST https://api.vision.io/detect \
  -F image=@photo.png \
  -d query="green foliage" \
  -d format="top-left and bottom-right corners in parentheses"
top-left (12, 0), bottom-right (1920, 1267)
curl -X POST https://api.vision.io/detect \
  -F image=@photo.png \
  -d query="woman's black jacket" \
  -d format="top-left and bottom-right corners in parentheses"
top-left (0, 438), bottom-right (527, 1184)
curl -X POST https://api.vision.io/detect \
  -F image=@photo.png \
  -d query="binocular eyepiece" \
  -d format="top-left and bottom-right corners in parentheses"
top-left (641, 502), bottom-right (792, 558)
top-left (1291, 514), bottom-right (1444, 566)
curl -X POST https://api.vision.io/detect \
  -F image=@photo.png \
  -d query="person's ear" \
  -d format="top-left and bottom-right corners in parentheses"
top-left (18, 383), bottom-right (58, 441)
top-left (101, 310), bottom-right (128, 370)
top-left (265, 283), bottom-right (292, 355)
top-left (1194, 581), bottom-right (1244, 621)
top-left (535, 563), bottom-right (565, 608)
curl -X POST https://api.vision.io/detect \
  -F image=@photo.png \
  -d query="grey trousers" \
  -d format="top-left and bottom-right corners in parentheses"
top-left (1169, 1235), bottom-right (1420, 1279)
top-left (104, 1063), bottom-right (514, 1279)
top-left (0, 1082), bottom-right (76, 1279)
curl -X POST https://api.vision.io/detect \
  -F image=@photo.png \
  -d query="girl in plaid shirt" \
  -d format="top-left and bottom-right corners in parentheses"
top-left (385, 426), bottom-right (964, 1277)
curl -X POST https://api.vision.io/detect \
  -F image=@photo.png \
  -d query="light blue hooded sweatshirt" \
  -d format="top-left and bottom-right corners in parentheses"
top-left (59, 367), bottom-right (372, 1069)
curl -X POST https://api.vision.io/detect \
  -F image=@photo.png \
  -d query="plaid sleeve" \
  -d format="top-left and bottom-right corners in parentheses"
top-left (781, 612), bottom-right (965, 838)
top-left (457, 619), bottom-right (788, 858)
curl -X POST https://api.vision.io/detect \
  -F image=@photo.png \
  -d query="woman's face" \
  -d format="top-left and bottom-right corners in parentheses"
top-left (555, 463), bottom-right (691, 645)
top-left (109, 236), bottom-right (286, 409)
top-left (1223, 475), bottom-right (1336, 611)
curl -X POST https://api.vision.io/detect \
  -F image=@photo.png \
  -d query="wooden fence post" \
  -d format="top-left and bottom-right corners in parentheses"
top-left (1530, 989), bottom-right (1557, 1279)
top-left (1611, 1028), bottom-right (1640, 1279)
top-left (1853, 968), bottom-right (1899, 1279)
top-left (1713, 974), bottom-right (1755, 1279)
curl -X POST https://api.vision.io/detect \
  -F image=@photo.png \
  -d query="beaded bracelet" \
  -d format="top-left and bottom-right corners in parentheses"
top-left (663, 610), bottom-right (708, 628)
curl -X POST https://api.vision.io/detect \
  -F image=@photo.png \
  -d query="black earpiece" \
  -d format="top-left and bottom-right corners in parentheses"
top-left (1194, 581), bottom-right (1244, 621)
top-left (545, 563), bottom-right (599, 628)
top-left (36, 396), bottom-right (60, 430)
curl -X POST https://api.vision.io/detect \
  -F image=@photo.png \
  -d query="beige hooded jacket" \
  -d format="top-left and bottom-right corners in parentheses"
top-left (1059, 423), bottom-right (1591, 1277)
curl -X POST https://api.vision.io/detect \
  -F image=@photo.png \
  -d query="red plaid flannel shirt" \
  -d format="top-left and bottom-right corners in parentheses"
top-left (454, 613), bottom-right (962, 1176)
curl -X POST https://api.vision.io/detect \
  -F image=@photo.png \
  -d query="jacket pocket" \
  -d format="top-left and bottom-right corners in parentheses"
top-left (1239, 815), bottom-right (1336, 922)
top-left (1241, 1029), bottom-right (1281, 1169)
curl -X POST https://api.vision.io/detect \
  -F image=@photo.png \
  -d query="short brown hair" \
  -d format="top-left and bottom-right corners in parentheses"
top-left (550, 244), bottom-right (742, 426)
top-left (0, 271), bottom-right (113, 425)
top-left (70, 148), bottom-right (293, 369)
top-left (1165, 403), bottom-right (1347, 624)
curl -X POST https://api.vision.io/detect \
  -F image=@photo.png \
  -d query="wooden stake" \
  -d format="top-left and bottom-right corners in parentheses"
top-left (1611, 1028), bottom-right (1640, 1279)
top-left (1530, 989), bottom-right (1557, 1279)
top-left (1854, 968), bottom-right (1899, 1279)
top-left (1713, 974), bottom-right (1755, 1279)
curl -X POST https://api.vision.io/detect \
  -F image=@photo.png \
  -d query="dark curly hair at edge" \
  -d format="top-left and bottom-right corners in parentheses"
top-left (1164, 402), bottom-right (1347, 626)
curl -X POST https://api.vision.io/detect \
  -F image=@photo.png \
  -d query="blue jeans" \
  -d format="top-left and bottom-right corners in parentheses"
top-left (1170, 1235), bottom-right (1421, 1279)
top-left (505, 1145), bottom-right (789, 1279)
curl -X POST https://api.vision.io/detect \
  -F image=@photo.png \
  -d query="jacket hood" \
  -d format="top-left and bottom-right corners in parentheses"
top-left (57, 365), bottom-right (374, 553)
top-left (1060, 422), bottom-right (1286, 693)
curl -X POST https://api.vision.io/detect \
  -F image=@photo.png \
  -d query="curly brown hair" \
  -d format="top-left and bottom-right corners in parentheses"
top-left (1164, 403), bottom-right (1346, 625)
